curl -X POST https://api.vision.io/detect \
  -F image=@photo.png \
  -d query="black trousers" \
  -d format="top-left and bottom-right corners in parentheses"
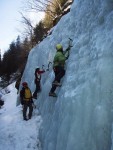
top-left (33, 81), bottom-right (41, 97)
top-left (50, 66), bottom-right (65, 93)
top-left (23, 101), bottom-right (33, 119)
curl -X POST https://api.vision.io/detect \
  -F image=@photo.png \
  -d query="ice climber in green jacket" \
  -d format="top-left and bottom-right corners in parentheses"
top-left (49, 44), bottom-right (71, 97)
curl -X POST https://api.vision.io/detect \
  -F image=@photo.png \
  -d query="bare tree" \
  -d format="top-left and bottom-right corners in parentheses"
top-left (19, 12), bottom-right (34, 47)
top-left (26, 0), bottom-right (63, 18)
top-left (20, 12), bottom-right (33, 35)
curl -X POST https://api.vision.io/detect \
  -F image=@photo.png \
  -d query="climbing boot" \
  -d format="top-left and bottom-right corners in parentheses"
top-left (23, 118), bottom-right (28, 121)
top-left (52, 81), bottom-right (62, 86)
top-left (49, 92), bottom-right (57, 97)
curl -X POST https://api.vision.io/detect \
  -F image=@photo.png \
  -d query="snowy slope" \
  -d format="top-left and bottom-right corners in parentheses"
top-left (0, 83), bottom-right (42, 150)
top-left (18, 0), bottom-right (113, 150)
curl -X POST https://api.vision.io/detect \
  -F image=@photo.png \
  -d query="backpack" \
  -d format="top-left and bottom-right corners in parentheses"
top-left (24, 88), bottom-right (32, 101)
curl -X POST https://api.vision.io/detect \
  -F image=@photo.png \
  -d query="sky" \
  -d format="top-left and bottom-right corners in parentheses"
top-left (0, 82), bottom-right (42, 150)
top-left (0, 0), bottom-right (44, 56)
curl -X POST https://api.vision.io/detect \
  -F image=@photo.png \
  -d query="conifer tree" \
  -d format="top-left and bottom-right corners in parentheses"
top-left (33, 21), bottom-right (47, 43)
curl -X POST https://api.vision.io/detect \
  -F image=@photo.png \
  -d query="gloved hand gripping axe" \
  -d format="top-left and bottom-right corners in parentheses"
top-left (65, 38), bottom-right (73, 59)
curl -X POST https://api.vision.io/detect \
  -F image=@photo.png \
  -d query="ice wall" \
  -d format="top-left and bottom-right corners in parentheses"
top-left (22, 0), bottom-right (113, 150)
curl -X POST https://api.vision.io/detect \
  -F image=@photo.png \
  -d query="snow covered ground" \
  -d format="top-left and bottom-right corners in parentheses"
top-left (0, 83), bottom-right (42, 150)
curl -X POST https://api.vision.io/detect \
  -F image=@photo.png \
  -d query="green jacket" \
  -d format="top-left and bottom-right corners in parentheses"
top-left (53, 47), bottom-right (70, 67)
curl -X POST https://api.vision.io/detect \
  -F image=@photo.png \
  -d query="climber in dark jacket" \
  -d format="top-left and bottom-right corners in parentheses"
top-left (15, 77), bottom-right (21, 93)
top-left (20, 82), bottom-right (33, 121)
top-left (33, 67), bottom-right (45, 99)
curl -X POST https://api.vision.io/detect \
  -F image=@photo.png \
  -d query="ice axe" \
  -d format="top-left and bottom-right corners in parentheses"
top-left (42, 62), bottom-right (52, 71)
top-left (69, 38), bottom-right (73, 47)
top-left (47, 61), bottom-right (52, 71)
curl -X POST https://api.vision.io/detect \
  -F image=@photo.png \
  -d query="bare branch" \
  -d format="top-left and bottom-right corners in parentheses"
top-left (19, 12), bottom-right (33, 28)
top-left (19, 12), bottom-right (34, 40)
top-left (26, 0), bottom-right (59, 17)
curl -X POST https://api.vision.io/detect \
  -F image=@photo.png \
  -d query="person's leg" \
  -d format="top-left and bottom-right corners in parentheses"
top-left (49, 67), bottom-right (65, 96)
top-left (28, 103), bottom-right (33, 119)
top-left (33, 81), bottom-right (40, 98)
top-left (37, 81), bottom-right (41, 92)
top-left (52, 67), bottom-right (65, 86)
top-left (33, 84), bottom-right (38, 97)
top-left (49, 67), bottom-right (59, 94)
top-left (50, 84), bottom-right (57, 93)
top-left (55, 67), bottom-right (65, 83)
top-left (52, 66), bottom-right (60, 84)
top-left (23, 104), bottom-right (28, 120)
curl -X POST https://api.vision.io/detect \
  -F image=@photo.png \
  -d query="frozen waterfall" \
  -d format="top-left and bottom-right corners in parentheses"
top-left (21, 0), bottom-right (113, 150)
